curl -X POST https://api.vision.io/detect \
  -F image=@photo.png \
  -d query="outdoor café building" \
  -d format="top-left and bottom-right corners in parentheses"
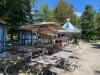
top-left (0, 19), bottom-right (8, 53)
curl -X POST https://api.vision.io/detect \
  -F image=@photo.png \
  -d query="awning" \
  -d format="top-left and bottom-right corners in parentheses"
top-left (19, 22), bottom-right (63, 34)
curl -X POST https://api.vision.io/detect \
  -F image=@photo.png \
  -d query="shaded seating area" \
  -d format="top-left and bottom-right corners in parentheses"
top-left (0, 21), bottom-right (84, 75)
top-left (0, 41), bottom-right (84, 75)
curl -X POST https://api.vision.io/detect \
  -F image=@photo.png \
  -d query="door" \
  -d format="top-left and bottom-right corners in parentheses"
top-left (0, 27), bottom-right (6, 53)
top-left (0, 27), bottom-right (3, 53)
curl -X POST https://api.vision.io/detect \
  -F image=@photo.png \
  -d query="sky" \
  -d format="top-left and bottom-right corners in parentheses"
top-left (34, 0), bottom-right (100, 17)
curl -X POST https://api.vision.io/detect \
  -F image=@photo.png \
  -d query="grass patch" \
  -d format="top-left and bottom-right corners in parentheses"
top-left (89, 40), bottom-right (97, 43)
top-left (7, 39), bottom-right (18, 45)
top-left (82, 39), bottom-right (98, 43)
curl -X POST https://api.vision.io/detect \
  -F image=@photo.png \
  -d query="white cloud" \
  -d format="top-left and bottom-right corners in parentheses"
top-left (74, 12), bottom-right (82, 17)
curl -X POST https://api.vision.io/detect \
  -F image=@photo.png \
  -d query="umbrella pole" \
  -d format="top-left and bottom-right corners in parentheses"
top-left (36, 32), bottom-right (39, 44)
top-left (37, 26), bottom-right (41, 44)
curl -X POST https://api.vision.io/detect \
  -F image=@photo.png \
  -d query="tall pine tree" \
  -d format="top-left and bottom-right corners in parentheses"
top-left (54, 0), bottom-right (68, 25)
top-left (53, 0), bottom-right (78, 27)
top-left (80, 5), bottom-right (96, 41)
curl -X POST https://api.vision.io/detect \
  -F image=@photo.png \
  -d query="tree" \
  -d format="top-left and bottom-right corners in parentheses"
top-left (53, 0), bottom-right (78, 27)
top-left (67, 4), bottom-right (80, 28)
top-left (67, 4), bottom-right (75, 24)
top-left (0, 0), bottom-right (37, 40)
top-left (99, 3), bottom-right (100, 11)
top-left (54, 0), bottom-right (68, 25)
top-left (80, 5), bottom-right (96, 41)
top-left (94, 12), bottom-right (100, 39)
top-left (37, 2), bottom-right (53, 22)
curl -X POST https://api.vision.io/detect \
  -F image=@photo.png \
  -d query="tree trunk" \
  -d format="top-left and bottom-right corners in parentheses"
top-left (87, 36), bottom-right (90, 42)
top-left (10, 33), bottom-right (13, 41)
top-left (87, 39), bottom-right (89, 42)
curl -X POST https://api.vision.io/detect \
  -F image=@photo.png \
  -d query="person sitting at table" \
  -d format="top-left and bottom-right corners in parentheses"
top-left (53, 40), bottom-right (61, 54)
top-left (59, 37), bottom-right (62, 46)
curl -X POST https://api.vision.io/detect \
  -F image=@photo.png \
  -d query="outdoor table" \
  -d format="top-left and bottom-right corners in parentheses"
top-left (31, 55), bottom-right (58, 65)
top-left (64, 47), bottom-right (80, 52)
top-left (52, 51), bottom-right (75, 73)
top-left (64, 46), bottom-right (82, 58)
top-left (0, 47), bottom-right (14, 53)
top-left (31, 55), bottom-right (59, 75)
top-left (37, 48), bottom-right (45, 51)
top-left (0, 47), bottom-right (13, 49)
top-left (52, 51), bottom-right (72, 59)
top-left (30, 48), bottom-right (46, 52)
top-left (0, 52), bottom-right (12, 61)
top-left (18, 49), bottom-right (33, 53)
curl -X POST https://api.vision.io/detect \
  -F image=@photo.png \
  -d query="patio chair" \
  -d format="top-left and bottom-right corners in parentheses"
top-left (50, 67), bottom-right (65, 75)
top-left (53, 57), bottom-right (64, 68)
top-left (25, 61), bottom-right (37, 75)
top-left (2, 54), bottom-right (19, 75)
top-left (62, 57), bottom-right (76, 75)
top-left (64, 50), bottom-right (81, 69)
top-left (49, 57), bottom-right (65, 75)
top-left (23, 52), bottom-right (33, 60)
top-left (18, 47), bottom-right (25, 56)
top-left (51, 51), bottom-right (76, 75)
top-left (23, 52), bottom-right (38, 75)
top-left (72, 48), bottom-right (84, 68)
top-left (79, 49), bottom-right (84, 60)
top-left (39, 48), bottom-right (49, 56)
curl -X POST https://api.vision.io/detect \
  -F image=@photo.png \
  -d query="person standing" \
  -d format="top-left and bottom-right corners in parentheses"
top-left (59, 37), bottom-right (62, 46)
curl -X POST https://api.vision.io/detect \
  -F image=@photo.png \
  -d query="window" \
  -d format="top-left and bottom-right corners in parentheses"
top-left (19, 30), bottom-right (32, 45)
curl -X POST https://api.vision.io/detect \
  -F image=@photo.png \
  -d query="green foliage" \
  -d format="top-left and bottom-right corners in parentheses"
top-left (37, 2), bottom-right (53, 22)
top-left (67, 4), bottom-right (78, 26)
top-left (99, 3), bottom-right (100, 11)
top-left (54, 0), bottom-right (68, 25)
top-left (53, 0), bottom-right (79, 27)
top-left (0, 0), bottom-right (37, 40)
top-left (94, 12), bottom-right (100, 38)
top-left (0, 0), bottom-right (34, 27)
top-left (80, 5), bottom-right (96, 42)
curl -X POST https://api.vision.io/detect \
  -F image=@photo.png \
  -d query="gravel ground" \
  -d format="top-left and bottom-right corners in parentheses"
top-left (61, 42), bottom-right (100, 75)
top-left (17, 42), bottom-right (100, 75)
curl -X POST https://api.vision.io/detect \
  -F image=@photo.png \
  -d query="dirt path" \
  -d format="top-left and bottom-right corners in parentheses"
top-left (61, 42), bottom-right (100, 75)
top-left (17, 42), bottom-right (100, 75)
top-left (73, 42), bottom-right (100, 75)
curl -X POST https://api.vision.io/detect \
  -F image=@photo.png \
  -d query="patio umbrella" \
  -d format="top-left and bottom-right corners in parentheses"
top-left (19, 22), bottom-right (63, 34)
top-left (53, 20), bottom-right (81, 41)
top-left (53, 29), bottom-right (81, 34)
top-left (63, 21), bottom-right (77, 30)
top-left (53, 19), bottom-right (81, 34)
top-left (40, 32), bottom-right (57, 36)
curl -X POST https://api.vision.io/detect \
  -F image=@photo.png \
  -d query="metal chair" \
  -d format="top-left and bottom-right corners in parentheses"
top-left (62, 57), bottom-right (76, 75)
top-left (49, 57), bottom-right (65, 75)
top-left (24, 52), bottom-right (33, 59)
top-left (72, 48), bottom-right (84, 68)
top-left (24, 52), bottom-right (38, 75)
top-left (39, 48), bottom-right (49, 56)
top-left (25, 62), bottom-right (37, 75)
top-left (2, 54), bottom-right (19, 75)
top-left (50, 67), bottom-right (65, 75)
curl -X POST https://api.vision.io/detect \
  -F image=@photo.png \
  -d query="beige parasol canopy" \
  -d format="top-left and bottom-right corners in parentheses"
top-left (19, 22), bottom-right (63, 34)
